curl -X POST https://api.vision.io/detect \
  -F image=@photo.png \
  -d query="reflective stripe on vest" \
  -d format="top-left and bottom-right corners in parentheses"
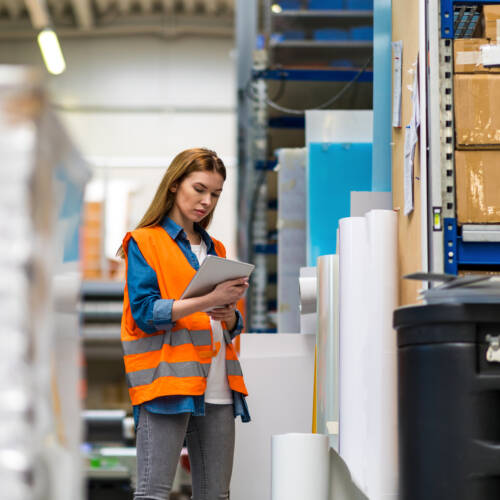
top-left (123, 329), bottom-right (212, 356)
top-left (127, 360), bottom-right (211, 388)
top-left (121, 226), bottom-right (248, 406)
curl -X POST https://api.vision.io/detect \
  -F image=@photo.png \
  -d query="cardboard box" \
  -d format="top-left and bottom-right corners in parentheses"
top-left (454, 38), bottom-right (500, 73)
top-left (454, 74), bottom-right (500, 148)
top-left (455, 150), bottom-right (500, 223)
top-left (484, 5), bottom-right (500, 41)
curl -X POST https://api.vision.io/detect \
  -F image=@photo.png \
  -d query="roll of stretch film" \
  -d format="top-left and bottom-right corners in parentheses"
top-left (337, 210), bottom-right (399, 500)
top-left (365, 210), bottom-right (399, 500)
top-left (316, 254), bottom-right (340, 450)
top-left (338, 217), bottom-right (368, 491)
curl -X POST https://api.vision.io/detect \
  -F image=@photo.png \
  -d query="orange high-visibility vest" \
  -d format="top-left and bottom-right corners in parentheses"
top-left (121, 226), bottom-right (248, 406)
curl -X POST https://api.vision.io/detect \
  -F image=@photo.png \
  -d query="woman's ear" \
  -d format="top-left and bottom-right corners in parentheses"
top-left (170, 183), bottom-right (177, 193)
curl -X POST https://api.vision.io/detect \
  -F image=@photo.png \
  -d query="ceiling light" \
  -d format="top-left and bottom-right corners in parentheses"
top-left (37, 29), bottom-right (66, 75)
top-left (271, 4), bottom-right (283, 13)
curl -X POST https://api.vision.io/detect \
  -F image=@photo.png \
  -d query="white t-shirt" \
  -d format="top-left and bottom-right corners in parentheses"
top-left (190, 240), bottom-right (233, 404)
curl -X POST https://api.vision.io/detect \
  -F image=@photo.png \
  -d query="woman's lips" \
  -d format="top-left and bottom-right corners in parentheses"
top-left (194, 209), bottom-right (206, 216)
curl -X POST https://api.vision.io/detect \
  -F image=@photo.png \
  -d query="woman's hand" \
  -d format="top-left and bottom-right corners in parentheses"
top-left (208, 277), bottom-right (248, 308)
top-left (208, 303), bottom-right (238, 329)
top-left (171, 278), bottom-right (248, 324)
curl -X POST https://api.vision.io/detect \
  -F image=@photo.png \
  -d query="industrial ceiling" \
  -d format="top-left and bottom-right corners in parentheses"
top-left (0, 0), bottom-right (235, 38)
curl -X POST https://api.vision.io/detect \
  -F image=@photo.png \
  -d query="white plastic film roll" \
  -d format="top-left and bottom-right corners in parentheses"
top-left (338, 217), bottom-right (368, 491)
top-left (299, 276), bottom-right (317, 314)
top-left (365, 210), bottom-right (399, 500)
top-left (316, 254), bottom-right (340, 450)
top-left (271, 433), bottom-right (329, 500)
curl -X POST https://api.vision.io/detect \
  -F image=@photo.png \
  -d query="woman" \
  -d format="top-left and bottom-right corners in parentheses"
top-left (119, 148), bottom-right (250, 500)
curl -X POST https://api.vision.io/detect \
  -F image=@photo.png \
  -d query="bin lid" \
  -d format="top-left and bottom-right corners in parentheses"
top-left (394, 303), bottom-right (500, 347)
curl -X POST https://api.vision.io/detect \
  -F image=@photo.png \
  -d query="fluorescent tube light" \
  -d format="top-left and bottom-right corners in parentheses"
top-left (37, 29), bottom-right (66, 75)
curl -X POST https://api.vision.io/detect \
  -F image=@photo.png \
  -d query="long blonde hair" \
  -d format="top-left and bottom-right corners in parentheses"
top-left (117, 148), bottom-right (226, 258)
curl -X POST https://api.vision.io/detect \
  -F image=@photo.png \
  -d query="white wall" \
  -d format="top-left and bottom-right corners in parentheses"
top-left (0, 35), bottom-right (238, 258)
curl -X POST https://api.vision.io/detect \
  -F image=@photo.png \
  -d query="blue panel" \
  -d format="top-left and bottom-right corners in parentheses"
top-left (309, 0), bottom-right (344, 8)
top-left (268, 116), bottom-right (305, 128)
top-left (458, 240), bottom-right (500, 267)
top-left (307, 142), bottom-right (372, 266)
top-left (55, 164), bottom-right (85, 263)
top-left (444, 218), bottom-right (458, 275)
top-left (345, 0), bottom-right (373, 9)
top-left (314, 28), bottom-right (350, 41)
top-left (254, 68), bottom-right (374, 82)
top-left (372, 0), bottom-right (392, 192)
top-left (351, 26), bottom-right (374, 40)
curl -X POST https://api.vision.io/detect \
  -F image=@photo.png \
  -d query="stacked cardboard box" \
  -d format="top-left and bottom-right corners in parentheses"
top-left (484, 5), bottom-right (500, 40)
top-left (82, 201), bottom-right (103, 279)
top-left (453, 8), bottom-right (500, 223)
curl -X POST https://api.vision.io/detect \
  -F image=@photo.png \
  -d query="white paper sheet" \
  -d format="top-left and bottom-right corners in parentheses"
top-left (404, 58), bottom-right (420, 216)
top-left (392, 41), bottom-right (403, 128)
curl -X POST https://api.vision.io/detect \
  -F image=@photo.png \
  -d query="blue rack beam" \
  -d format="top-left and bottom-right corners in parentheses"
top-left (255, 160), bottom-right (278, 170)
top-left (268, 116), bottom-right (305, 128)
top-left (253, 68), bottom-right (373, 83)
top-left (441, 0), bottom-right (500, 38)
top-left (444, 218), bottom-right (500, 274)
top-left (254, 243), bottom-right (278, 255)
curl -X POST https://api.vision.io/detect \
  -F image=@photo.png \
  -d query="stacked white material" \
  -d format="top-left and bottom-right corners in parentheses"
top-left (271, 433), bottom-right (329, 500)
top-left (338, 210), bottom-right (398, 500)
top-left (316, 254), bottom-right (340, 450)
top-left (0, 66), bottom-right (89, 500)
top-left (277, 148), bottom-right (306, 333)
top-left (231, 334), bottom-right (316, 500)
top-left (0, 67), bottom-right (41, 500)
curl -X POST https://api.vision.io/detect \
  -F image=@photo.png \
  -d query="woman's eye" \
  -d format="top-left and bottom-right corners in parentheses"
top-left (194, 188), bottom-right (203, 193)
top-left (212, 193), bottom-right (220, 198)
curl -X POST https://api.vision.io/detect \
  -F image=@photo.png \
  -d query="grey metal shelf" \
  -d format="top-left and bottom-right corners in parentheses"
top-left (270, 39), bottom-right (373, 48)
top-left (269, 39), bottom-right (373, 66)
top-left (272, 9), bottom-right (373, 30)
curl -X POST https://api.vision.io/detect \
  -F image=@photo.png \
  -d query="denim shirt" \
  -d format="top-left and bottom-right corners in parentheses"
top-left (126, 216), bottom-right (250, 426)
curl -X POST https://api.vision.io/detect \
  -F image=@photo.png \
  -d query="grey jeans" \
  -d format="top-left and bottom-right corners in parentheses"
top-left (134, 404), bottom-right (235, 500)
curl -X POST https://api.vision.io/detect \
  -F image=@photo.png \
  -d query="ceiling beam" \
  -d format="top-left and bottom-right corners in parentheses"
top-left (182, 0), bottom-right (197, 15)
top-left (161, 0), bottom-right (175, 13)
top-left (24, 0), bottom-right (50, 29)
top-left (205, 0), bottom-right (217, 15)
top-left (70, 0), bottom-right (94, 29)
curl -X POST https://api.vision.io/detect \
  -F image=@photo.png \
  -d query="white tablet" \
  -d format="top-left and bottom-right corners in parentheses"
top-left (180, 255), bottom-right (255, 300)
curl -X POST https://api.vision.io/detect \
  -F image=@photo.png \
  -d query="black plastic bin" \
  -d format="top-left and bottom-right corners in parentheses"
top-left (393, 303), bottom-right (500, 500)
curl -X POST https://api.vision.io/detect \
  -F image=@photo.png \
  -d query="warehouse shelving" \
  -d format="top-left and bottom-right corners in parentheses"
top-left (444, 219), bottom-right (500, 274)
top-left (237, 0), bottom-right (373, 331)
top-left (441, 0), bottom-right (499, 38)
top-left (428, 0), bottom-right (500, 274)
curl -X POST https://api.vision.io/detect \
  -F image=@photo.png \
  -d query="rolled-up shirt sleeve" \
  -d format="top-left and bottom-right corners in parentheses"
top-left (127, 238), bottom-right (174, 334)
top-left (229, 309), bottom-right (244, 340)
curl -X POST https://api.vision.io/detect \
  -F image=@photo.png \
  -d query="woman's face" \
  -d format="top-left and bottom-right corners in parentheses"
top-left (170, 170), bottom-right (224, 224)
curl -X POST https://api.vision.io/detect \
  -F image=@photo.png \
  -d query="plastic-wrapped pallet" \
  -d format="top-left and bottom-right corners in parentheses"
top-left (0, 66), bottom-right (89, 500)
top-left (277, 148), bottom-right (307, 333)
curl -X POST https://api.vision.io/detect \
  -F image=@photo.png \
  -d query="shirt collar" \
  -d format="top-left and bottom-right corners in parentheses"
top-left (161, 216), bottom-right (214, 253)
